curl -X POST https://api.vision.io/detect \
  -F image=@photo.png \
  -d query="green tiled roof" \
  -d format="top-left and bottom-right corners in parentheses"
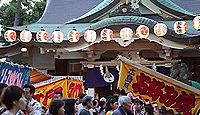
top-left (88, 16), bottom-right (157, 29)
top-left (66, 0), bottom-right (120, 24)
top-left (156, 0), bottom-right (195, 16)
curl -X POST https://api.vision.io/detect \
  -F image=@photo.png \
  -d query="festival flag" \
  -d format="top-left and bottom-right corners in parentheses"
top-left (67, 80), bottom-right (84, 98)
top-left (34, 79), bottom-right (67, 107)
top-left (117, 56), bottom-right (200, 115)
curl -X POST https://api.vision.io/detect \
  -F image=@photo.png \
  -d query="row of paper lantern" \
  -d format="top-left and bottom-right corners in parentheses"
top-left (2, 16), bottom-right (200, 43)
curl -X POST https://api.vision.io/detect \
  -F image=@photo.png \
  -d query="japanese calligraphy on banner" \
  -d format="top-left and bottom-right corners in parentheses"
top-left (118, 62), bottom-right (200, 115)
top-left (0, 64), bottom-right (30, 87)
top-left (34, 79), bottom-right (67, 107)
top-left (67, 80), bottom-right (84, 98)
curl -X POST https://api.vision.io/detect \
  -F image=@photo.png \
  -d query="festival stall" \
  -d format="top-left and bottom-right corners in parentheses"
top-left (117, 56), bottom-right (200, 115)
top-left (30, 70), bottom-right (51, 84)
top-left (33, 76), bottom-right (84, 107)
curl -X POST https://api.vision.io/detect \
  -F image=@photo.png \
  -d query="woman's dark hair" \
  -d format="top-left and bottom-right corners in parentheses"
top-left (2, 85), bottom-right (23, 110)
top-left (49, 99), bottom-right (64, 115)
top-left (63, 98), bottom-right (76, 115)
top-left (105, 97), bottom-right (117, 113)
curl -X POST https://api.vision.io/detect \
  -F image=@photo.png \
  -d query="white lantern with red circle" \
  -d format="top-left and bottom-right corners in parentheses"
top-left (4, 30), bottom-right (17, 42)
top-left (120, 27), bottom-right (134, 41)
top-left (154, 23), bottom-right (168, 36)
top-left (52, 30), bottom-right (64, 43)
top-left (174, 21), bottom-right (188, 34)
top-left (136, 25), bottom-right (149, 38)
top-left (20, 29), bottom-right (32, 42)
top-left (36, 30), bottom-right (49, 42)
top-left (193, 16), bottom-right (200, 30)
top-left (84, 29), bottom-right (97, 42)
top-left (100, 28), bottom-right (113, 41)
top-left (67, 29), bottom-right (80, 43)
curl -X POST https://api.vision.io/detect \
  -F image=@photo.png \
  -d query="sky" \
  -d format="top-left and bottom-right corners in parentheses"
top-left (0, 0), bottom-right (12, 6)
top-left (0, 0), bottom-right (40, 6)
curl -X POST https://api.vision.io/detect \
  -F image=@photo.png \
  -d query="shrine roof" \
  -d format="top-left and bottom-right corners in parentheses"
top-left (171, 0), bottom-right (200, 15)
top-left (1, 0), bottom-right (200, 51)
top-left (151, 0), bottom-right (194, 16)
top-left (37, 0), bottom-right (104, 24)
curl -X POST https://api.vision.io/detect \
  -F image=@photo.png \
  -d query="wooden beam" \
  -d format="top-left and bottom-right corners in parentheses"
top-left (80, 59), bottom-right (176, 67)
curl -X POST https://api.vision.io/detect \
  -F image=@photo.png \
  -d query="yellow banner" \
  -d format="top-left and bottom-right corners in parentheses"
top-left (34, 79), bottom-right (67, 107)
top-left (67, 80), bottom-right (84, 98)
top-left (118, 62), bottom-right (200, 115)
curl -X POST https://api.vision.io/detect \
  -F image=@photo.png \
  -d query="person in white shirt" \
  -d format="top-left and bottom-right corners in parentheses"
top-left (76, 93), bottom-right (86, 115)
top-left (23, 84), bottom-right (42, 115)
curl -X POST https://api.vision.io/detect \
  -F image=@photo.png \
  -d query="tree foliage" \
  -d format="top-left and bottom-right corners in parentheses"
top-left (0, 0), bottom-right (46, 26)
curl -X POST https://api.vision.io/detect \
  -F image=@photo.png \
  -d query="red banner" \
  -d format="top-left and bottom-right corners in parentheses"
top-left (34, 79), bottom-right (84, 107)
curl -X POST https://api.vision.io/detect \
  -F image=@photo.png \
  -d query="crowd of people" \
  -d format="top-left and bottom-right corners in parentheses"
top-left (0, 83), bottom-right (180, 115)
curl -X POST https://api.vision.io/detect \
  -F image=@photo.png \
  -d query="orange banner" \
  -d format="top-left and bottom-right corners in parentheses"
top-left (34, 79), bottom-right (67, 107)
top-left (67, 80), bottom-right (84, 98)
top-left (118, 62), bottom-right (200, 115)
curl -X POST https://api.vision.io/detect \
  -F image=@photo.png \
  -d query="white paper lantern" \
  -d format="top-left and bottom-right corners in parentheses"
top-left (120, 27), bottom-right (134, 41)
top-left (20, 29), bottom-right (32, 42)
top-left (174, 21), bottom-right (188, 34)
top-left (136, 25), bottom-right (149, 38)
top-left (67, 29), bottom-right (80, 43)
top-left (154, 23), bottom-right (168, 36)
top-left (84, 29), bottom-right (97, 42)
top-left (4, 30), bottom-right (17, 42)
top-left (193, 16), bottom-right (200, 30)
top-left (36, 30), bottom-right (49, 42)
top-left (52, 30), bottom-right (64, 43)
top-left (100, 28), bottom-right (113, 41)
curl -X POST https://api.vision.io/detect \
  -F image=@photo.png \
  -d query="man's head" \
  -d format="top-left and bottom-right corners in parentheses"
top-left (77, 93), bottom-right (86, 104)
top-left (134, 98), bottom-right (143, 112)
top-left (81, 95), bottom-right (93, 109)
top-left (23, 84), bottom-right (35, 100)
top-left (118, 96), bottom-right (132, 112)
top-left (54, 92), bottom-right (63, 100)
